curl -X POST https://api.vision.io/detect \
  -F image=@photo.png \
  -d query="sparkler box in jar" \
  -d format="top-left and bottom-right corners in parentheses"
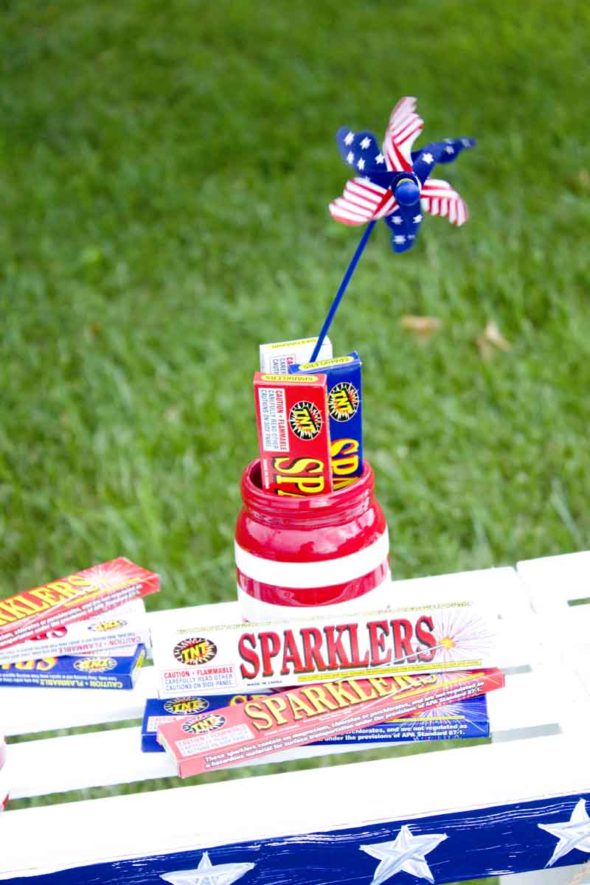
top-left (253, 372), bottom-right (333, 496)
top-left (259, 336), bottom-right (332, 373)
top-left (0, 644), bottom-right (146, 690)
top-left (158, 668), bottom-right (504, 777)
top-left (0, 600), bottom-right (149, 665)
top-left (0, 558), bottom-right (159, 653)
top-left (142, 690), bottom-right (488, 752)
top-left (289, 351), bottom-right (363, 488)
top-left (151, 601), bottom-right (499, 697)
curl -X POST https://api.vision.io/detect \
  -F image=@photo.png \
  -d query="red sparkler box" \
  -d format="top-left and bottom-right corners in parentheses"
top-left (253, 372), bottom-right (333, 496)
top-left (158, 668), bottom-right (504, 777)
top-left (0, 559), bottom-right (159, 653)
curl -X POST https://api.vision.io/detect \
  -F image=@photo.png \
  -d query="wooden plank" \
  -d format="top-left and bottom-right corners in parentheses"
top-left (517, 550), bottom-right (590, 610)
top-left (5, 661), bottom-right (560, 800)
top-left (0, 734), bottom-right (588, 882)
top-left (0, 666), bottom-right (157, 737)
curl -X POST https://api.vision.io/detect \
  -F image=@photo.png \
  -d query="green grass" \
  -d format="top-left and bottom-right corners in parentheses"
top-left (1, 0), bottom-right (589, 597)
top-left (1, 1), bottom-right (589, 880)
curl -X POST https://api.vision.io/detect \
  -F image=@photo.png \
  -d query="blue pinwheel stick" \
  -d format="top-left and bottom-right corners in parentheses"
top-left (310, 96), bottom-right (475, 362)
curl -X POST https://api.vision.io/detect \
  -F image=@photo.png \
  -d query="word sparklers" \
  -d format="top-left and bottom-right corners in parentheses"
top-left (310, 97), bottom-right (475, 361)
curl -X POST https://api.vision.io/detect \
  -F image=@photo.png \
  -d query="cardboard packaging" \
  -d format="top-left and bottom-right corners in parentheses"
top-left (0, 600), bottom-right (149, 665)
top-left (290, 351), bottom-right (363, 488)
top-left (0, 559), bottom-right (159, 652)
top-left (0, 644), bottom-right (146, 690)
top-left (142, 690), bottom-right (489, 752)
top-left (253, 372), bottom-right (333, 496)
top-left (259, 337), bottom-right (332, 374)
top-left (158, 668), bottom-right (504, 777)
top-left (151, 600), bottom-right (499, 697)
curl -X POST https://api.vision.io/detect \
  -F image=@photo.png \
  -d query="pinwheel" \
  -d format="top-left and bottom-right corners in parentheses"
top-left (330, 96), bottom-right (475, 253)
top-left (310, 97), bottom-right (475, 361)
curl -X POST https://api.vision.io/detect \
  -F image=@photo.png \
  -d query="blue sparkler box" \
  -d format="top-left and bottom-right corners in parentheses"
top-left (141, 691), bottom-right (489, 752)
top-left (0, 644), bottom-right (146, 690)
top-left (289, 351), bottom-right (363, 487)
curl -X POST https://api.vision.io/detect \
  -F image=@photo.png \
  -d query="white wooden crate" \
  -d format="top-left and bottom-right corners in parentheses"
top-left (0, 557), bottom-right (588, 884)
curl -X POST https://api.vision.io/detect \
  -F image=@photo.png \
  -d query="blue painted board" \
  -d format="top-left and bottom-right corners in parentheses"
top-left (8, 793), bottom-right (590, 884)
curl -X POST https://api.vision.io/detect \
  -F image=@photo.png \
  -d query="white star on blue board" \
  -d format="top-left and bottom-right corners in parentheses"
top-left (360, 136), bottom-right (372, 149)
top-left (538, 799), bottom-right (590, 867)
top-left (160, 851), bottom-right (255, 885)
top-left (344, 131), bottom-right (355, 145)
top-left (360, 825), bottom-right (447, 883)
top-left (422, 152), bottom-right (435, 164)
top-left (375, 152), bottom-right (385, 164)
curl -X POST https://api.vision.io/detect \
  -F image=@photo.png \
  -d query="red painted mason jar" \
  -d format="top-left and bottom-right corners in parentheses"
top-left (234, 459), bottom-right (391, 621)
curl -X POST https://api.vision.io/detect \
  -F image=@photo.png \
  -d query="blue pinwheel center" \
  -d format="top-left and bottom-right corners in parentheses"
top-left (393, 175), bottom-right (421, 206)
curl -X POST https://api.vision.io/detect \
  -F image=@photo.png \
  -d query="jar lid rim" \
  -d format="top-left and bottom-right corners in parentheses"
top-left (241, 459), bottom-right (375, 514)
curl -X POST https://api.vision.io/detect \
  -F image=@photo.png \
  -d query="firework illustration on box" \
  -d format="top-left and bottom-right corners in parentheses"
top-left (237, 97), bottom-right (475, 622)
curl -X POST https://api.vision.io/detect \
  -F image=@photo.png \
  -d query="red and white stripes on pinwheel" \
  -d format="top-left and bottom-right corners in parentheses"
top-left (420, 178), bottom-right (469, 225)
top-left (383, 95), bottom-right (424, 172)
top-left (329, 178), bottom-right (398, 226)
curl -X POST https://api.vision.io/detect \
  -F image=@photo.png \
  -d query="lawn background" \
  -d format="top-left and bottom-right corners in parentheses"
top-left (1, 1), bottom-right (589, 879)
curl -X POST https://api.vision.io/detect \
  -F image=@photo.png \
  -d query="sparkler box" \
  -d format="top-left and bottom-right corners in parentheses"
top-left (259, 336), bottom-right (332, 374)
top-left (158, 668), bottom-right (504, 777)
top-left (0, 644), bottom-right (146, 690)
top-left (253, 372), bottom-right (333, 496)
top-left (151, 601), bottom-right (499, 697)
top-left (289, 351), bottom-right (363, 488)
top-left (0, 558), bottom-right (159, 653)
top-left (142, 690), bottom-right (488, 752)
top-left (0, 600), bottom-right (149, 665)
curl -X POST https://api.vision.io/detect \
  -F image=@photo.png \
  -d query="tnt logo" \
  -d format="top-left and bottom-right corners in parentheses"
top-left (89, 619), bottom-right (127, 632)
top-left (328, 382), bottom-right (359, 422)
top-left (164, 697), bottom-right (209, 715)
top-left (181, 713), bottom-right (226, 734)
top-left (173, 637), bottom-right (218, 666)
top-left (289, 400), bottom-right (322, 440)
top-left (74, 658), bottom-right (117, 673)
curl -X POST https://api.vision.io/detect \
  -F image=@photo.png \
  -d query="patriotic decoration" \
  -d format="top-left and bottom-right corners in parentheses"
top-left (538, 798), bottom-right (590, 867)
top-left (329, 96), bottom-right (475, 253)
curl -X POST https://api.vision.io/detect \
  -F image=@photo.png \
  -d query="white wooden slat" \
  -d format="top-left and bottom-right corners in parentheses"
top-left (0, 732), bottom-right (587, 880)
top-left (5, 665), bottom-right (560, 800)
top-left (7, 727), bottom-right (174, 799)
top-left (0, 602), bottom-right (240, 737)
top-left (517, 550), bottom-right (590, 611)
top-left (0, 666), bottom-right (158, 736)
top-left (391, 565), bottom-right (532, 617)
top-left (488, 669), bottom-right (561, 739)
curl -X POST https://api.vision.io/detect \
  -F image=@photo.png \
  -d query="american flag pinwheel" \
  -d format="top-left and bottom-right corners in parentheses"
top-left (329, 96), bottom-right (475, 253)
